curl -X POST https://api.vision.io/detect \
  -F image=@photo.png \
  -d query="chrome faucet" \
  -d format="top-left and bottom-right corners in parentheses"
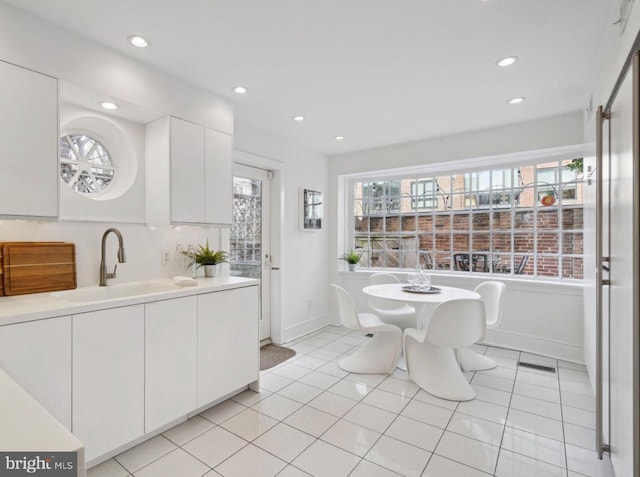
top-left (99, 228), bottom-right (126, 286)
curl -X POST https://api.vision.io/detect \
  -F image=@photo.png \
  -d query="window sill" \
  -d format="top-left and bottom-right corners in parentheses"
top-left (337, 269), bottom-right (584, 294)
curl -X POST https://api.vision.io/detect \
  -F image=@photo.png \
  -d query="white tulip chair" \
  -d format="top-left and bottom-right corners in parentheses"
top-left (458, 281), bottom-right (506, 372)
top-left (404, 299), bottom-right (485, 401)
top-left (331, 284), bottom-right (402, 374)
top-left (367, 272), bottom-right (416, 330)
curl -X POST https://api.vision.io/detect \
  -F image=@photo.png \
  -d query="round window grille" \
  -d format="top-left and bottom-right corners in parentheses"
top-left (59, 134), bottom-right (116, 195)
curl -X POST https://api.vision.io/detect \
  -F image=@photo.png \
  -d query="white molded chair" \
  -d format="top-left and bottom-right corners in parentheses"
top-left (458, 281), bottom-right (506, 372)
top-left (367, 273), bottom-right (416, 330)
top-left (331, 284), bottom-right (402, 374)
top-left (404, 299), bottom-right (485, 401)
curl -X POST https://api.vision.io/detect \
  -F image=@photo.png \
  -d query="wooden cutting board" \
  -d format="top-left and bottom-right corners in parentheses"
top-left (0, 242), bottom-right (60, 295)
top-left (1, 242), bottom-right (77, 296)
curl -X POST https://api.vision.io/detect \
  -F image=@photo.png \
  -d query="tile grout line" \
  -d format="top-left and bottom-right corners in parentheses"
top-left (99, 326), bottom-right (600, 477)
top-left (491, 348), bottom-right (520, 476)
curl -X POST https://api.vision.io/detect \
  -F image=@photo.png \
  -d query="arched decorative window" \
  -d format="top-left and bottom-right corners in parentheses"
top-left (59, 134), bottom-right (116, 195)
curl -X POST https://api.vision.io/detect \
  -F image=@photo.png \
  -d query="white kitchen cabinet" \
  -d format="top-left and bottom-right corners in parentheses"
top-left (145, 297), bottom-right (197, 432)
top-left (170, 117), bottom-right (205, 223)
top-left (73, 305), bottom-right (144, 462)
top-left (0, 316), bottom-right (72, 429)
top-left (145, 116), bottom-right (233, 225)
top-left (0, 60), bottom-right (58, 219)
top-left (197, 285), bottom-right (259, 406)
top-left (204, 127), bottom-right (233, 224)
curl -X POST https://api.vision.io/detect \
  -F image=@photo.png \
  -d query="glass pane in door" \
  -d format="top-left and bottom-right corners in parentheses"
top-left (231, 177), bottom-right (262, 281)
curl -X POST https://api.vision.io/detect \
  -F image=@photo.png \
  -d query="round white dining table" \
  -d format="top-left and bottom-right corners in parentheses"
top-left (362, 283), bottom-right (480, 371)
top-left (362, 283), bottom-right (480, 329)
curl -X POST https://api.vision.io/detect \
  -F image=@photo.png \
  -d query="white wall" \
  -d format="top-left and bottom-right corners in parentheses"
top-left (59, 103), bottom-right (146, 224)
top-left (328, 113), bottom-right (586, 361)
top-left (234, 123), bottom-right (331, 343)
top-left (0, 3), bottom-right (232, 287)
top-left (330, 112), bottom-right (583, 176)
top-left (0, 221), bottom-right (224, 287)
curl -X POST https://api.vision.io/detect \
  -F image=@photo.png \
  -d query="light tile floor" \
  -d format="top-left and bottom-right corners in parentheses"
top-left (88, 326), bottom-right (615, 477)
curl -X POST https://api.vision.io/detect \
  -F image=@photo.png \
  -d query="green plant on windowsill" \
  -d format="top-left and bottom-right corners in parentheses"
top-left (339, 249), bottom-right (362, 271)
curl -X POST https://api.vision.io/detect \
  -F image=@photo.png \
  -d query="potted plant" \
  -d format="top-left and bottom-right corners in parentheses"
top-left (183, 240), bottom-right (229, 277)
top-left (540, 190), bottom-right (556, 206)
top-left (339, 249), bottom-right (362, 271)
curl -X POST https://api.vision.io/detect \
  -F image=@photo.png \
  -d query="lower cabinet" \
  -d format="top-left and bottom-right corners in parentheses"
top-left (145, 297), bottom-right (197, 432)
top-left (72, 305), bottom-right (145, 462)
top-left (0, 316), bottom-right (72, 429)
top-left (197, 286), bottom-right (259, 406)
top-left (1, 283), bottom-right (258, 465)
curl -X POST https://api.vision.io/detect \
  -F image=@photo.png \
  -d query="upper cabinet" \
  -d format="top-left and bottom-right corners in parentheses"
top-left (0, 61), bottom-right (58, 219)
top-left (204, 126), bottom-right (233, 224)
top-left (146, 116), bottom-right (233, 226)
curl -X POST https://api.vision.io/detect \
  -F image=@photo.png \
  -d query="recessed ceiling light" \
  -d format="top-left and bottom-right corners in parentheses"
top-left (497, 56), bottom-right (518, 67)
top-left (507, 97), bottom-right (525, 104)
top-left (233, 86), bottom-right (247, 94)
top-left (335, 135), bottom-right (345, 141)
top-left (128, 35), bottom-right (149, 48)
top-left (99, 101), bottom-right (119, 110)
top-left (293, 115), bottom-right (305, 121)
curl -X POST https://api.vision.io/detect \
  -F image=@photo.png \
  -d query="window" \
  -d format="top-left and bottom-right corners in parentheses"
top-left (349, 158), bottom-right (584, 279)
top-left (59, 134), bottom-right (115, 195)
top-left (411, 179), bottom-right (437, 210)
top-left (536, 165), bottom-right (578, 202)
top-left (360, 180), bottom-right (400, 215)
top-left (465, 168), bottom-right (520, 207)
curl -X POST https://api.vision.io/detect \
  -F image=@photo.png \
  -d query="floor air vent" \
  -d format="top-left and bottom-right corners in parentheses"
top-left (517, 361), bottom-right (556, 373)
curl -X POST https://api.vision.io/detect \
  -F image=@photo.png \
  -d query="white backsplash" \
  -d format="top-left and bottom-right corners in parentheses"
top-left (0, 220), bottom-right (229, 287)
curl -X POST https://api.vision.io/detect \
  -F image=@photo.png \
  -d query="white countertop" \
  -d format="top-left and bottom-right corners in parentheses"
top-left (0, 276), bottom-right (259, 327)
top-left (0, 368), bottom-right (86, 476)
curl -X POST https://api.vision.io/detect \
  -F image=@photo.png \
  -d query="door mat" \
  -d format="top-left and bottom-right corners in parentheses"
top-left (260, 344), bottom-right (297, 370)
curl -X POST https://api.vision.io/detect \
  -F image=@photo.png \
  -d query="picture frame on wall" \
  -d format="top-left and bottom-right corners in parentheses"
top-left (300, 188), bottom-right (323, 231)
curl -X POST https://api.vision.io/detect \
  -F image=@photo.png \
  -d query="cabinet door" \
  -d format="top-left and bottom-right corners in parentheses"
top-left (170, 117), bottom-right (205, 223)
top-left (145, 297), bottom-right (197, 432)
top-left (204, 128), bottom-right (233, 225)
top-left (197, 286), bottom-right (259, 406)
top-left (73, 305), bottom-right (144, 462)
top-left (0, 61), bottom-right (58, 218)
top-left (0, 316), bottom-right (72, 429)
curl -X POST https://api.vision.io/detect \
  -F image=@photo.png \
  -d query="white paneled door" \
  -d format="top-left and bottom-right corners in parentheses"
top-left (231, 164), bottom-right (272, 341)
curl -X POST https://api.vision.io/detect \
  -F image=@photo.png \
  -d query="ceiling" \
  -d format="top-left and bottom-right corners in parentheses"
top-left (4, 0), bottom-right (613, 156)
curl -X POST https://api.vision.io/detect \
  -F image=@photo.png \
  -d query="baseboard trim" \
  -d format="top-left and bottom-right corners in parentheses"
top-left (282, 314), bottom-right (332, 343)
top-left (484, 328), bottom-right (584, 364)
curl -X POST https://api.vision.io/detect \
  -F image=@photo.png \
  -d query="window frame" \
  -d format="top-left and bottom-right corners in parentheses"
top-left (410, 178), bottom-right (438, 210)
top-left (59, 133), bottom-right (116, 197)
top-left (344, 151), bottom-right (584, 280)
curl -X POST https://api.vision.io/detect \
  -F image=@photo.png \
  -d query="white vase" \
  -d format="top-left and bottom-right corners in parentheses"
top-left (349, 263), bottom-right (356, 272)
top-left (203, 265), bottom-right (217, 277)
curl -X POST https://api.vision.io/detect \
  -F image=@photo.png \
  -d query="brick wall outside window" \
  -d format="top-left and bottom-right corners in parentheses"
top-left (350, 159), bottom-right (584, 280)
